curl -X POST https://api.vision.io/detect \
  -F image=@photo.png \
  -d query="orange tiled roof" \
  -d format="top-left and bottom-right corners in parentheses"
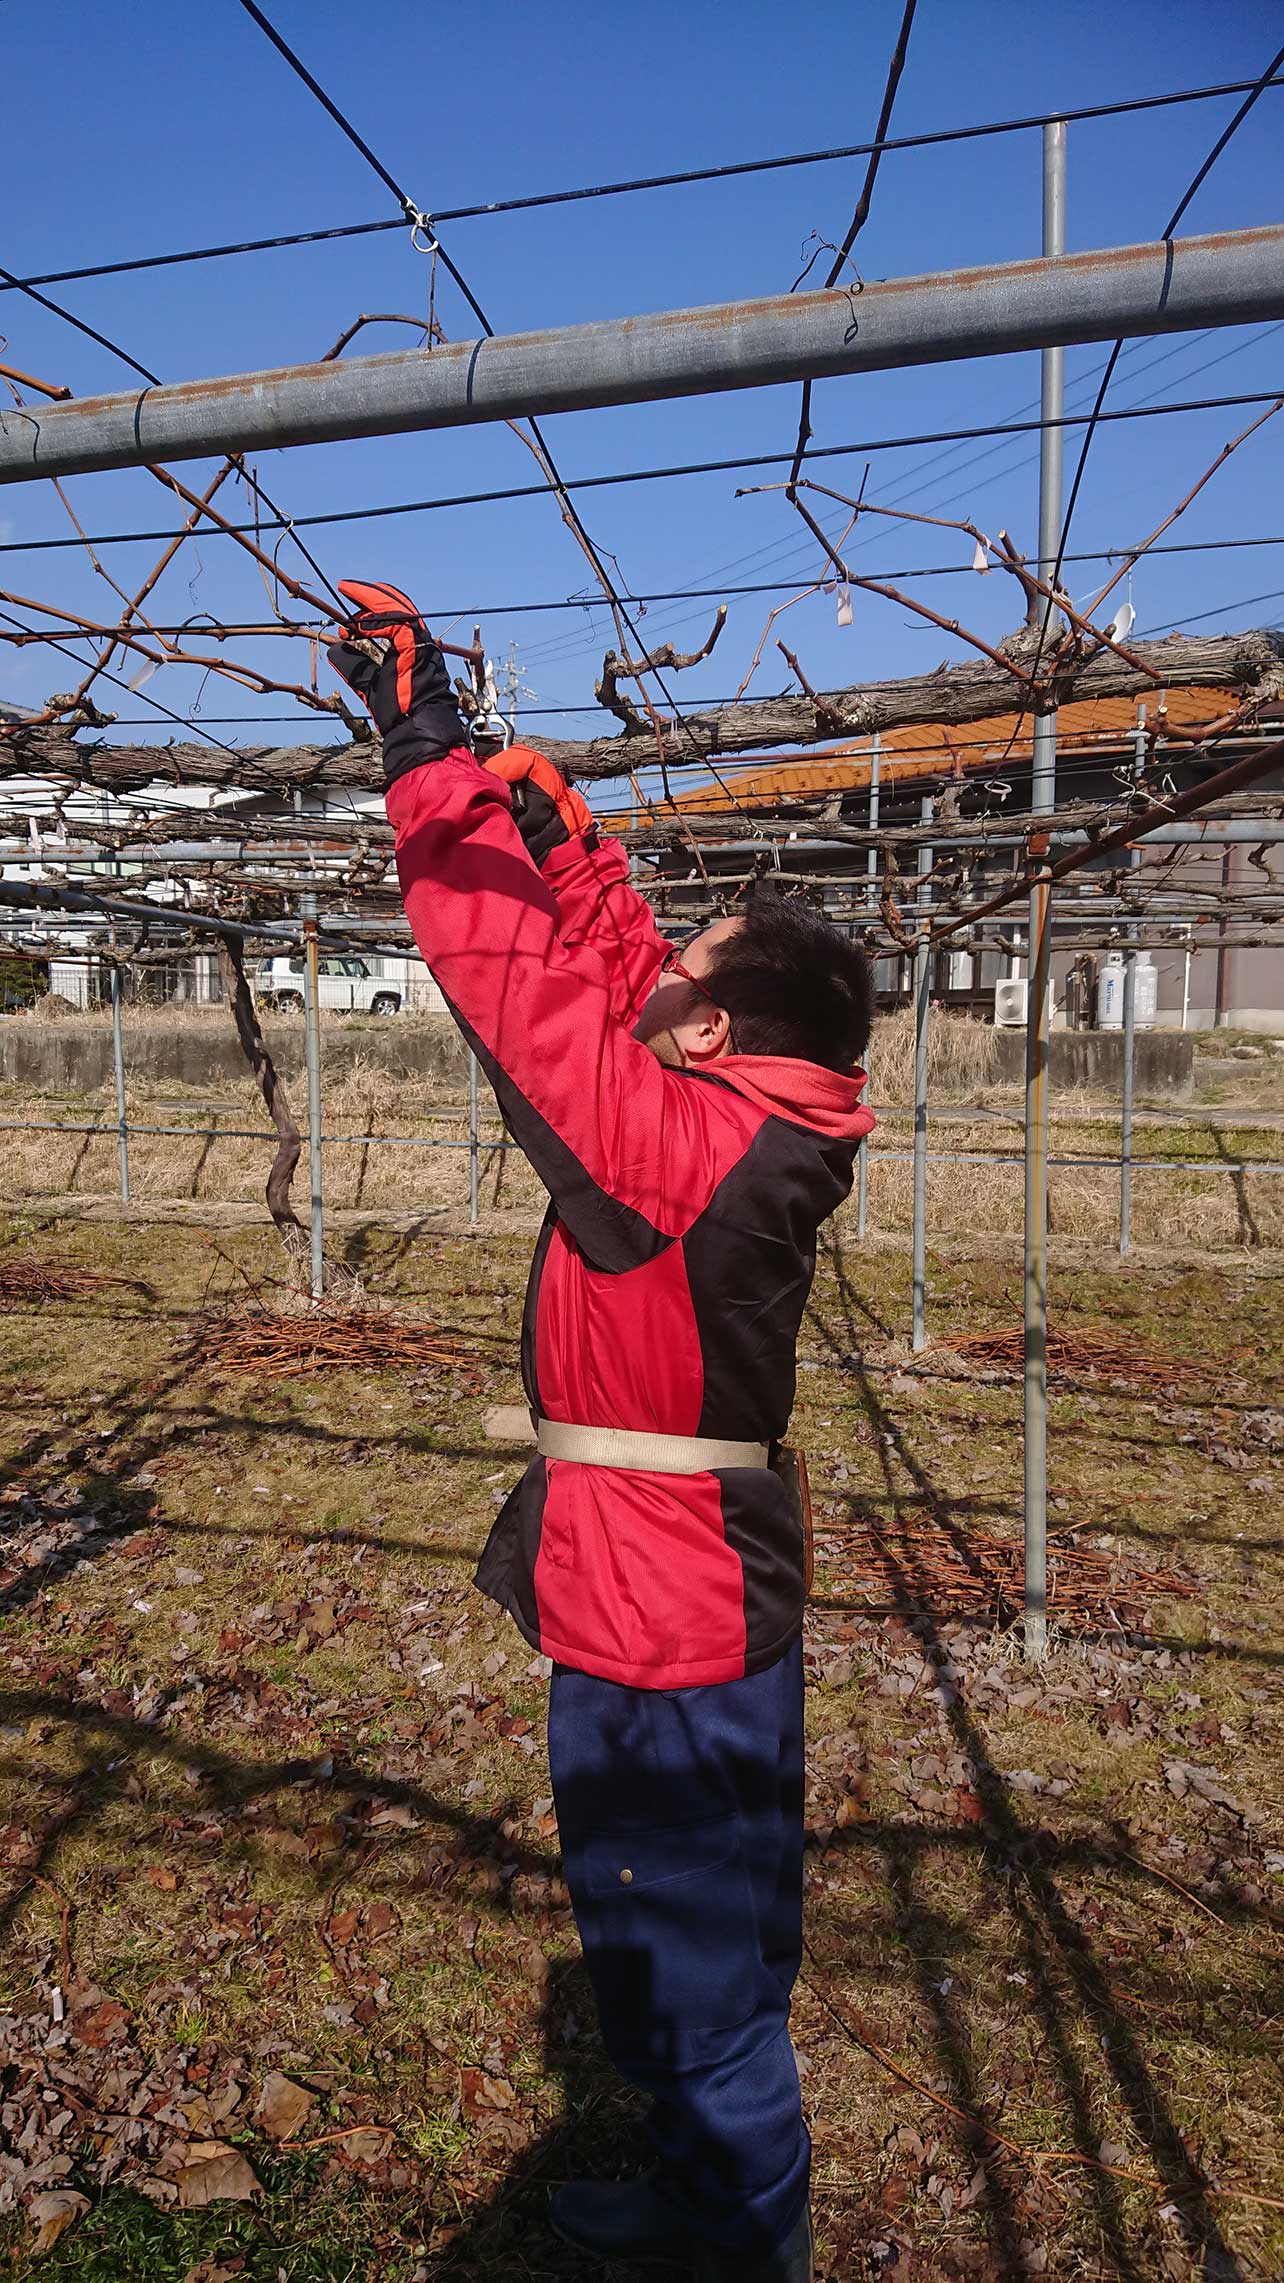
top-left (602, 685), bottom-right (1235, 824)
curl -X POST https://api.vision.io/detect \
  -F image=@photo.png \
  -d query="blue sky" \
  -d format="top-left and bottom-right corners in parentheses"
top-left (2, 0), bottom-right (1282, 768)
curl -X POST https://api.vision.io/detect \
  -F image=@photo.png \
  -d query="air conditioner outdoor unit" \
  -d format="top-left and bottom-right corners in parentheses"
top-left (994, 978), bottom-right (1028, 1028)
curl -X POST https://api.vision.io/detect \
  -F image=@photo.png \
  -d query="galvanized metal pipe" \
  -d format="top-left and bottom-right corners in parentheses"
top-left (1120, 950), bottom-right (1137, 1252)
top-left (1120, 714), bottom-right (1146, 1254)
top-left (1023, 121), bottom-right (1066, 1665)
top-left (1031, 123), bottom-right (1066, 814)
top-left (468, 1051), bottom-right (480, 1228)
top-left (5, 814), bottom-right (1284, 871)
top-left (0, 876), bottom-right (308, 941)
top-left (857, 734), bottom-right (880, 1241)
top-left (911, 796), bottom-right (934, 1353)
top-left (301, 897), bottom-right (325, 1301)
top-left (109, 962), bottom-right (129, 1204)
top-left (6, 1117), bottom-right (1279, 1176)
top-left (1023, 868), bottom-right (1053, 1660)
top-left (3, 226), bottom-right (1282, 482)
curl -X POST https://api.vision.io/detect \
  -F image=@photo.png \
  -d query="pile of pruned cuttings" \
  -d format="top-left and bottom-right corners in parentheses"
top-left (0, 1260), bottom-right (147, 1308)
top-left (198, 1304), bottom-right (482, 1381)
top-left (819, 1511), bottom-right (1198, 1631)
top-left (933, 1323), bottom-right (1206, 1392)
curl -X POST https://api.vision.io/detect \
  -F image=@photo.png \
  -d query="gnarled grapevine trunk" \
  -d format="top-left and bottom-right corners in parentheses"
top-left (215, 937), bottom-right (308, 1269)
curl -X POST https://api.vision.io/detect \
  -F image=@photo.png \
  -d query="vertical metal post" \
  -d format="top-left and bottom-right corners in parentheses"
top-left (1023, 117), bottom-right (1066, 1662)
top-left (1119, 710), bottom-right (1145, 1255)
top-left (911, 794), bottom-right (934, 1353)
top-left (1119, 952), bottom-right (1136, 1255)
top-left (1023, 858), bottom-right (1052, 1659)
top-left (1181, 937), bottom-right (1192, 1031)
top-left (1030, 120), bottom-right (1065, 817)
top-left (857, 734), bottom-right (880, 1239)
top-left (301, 898), bottom-right (325, 1300)
top-left (110, 963), bottom-right (130, 1203)
top-left (468, 1049), bottom-right (480, 1227)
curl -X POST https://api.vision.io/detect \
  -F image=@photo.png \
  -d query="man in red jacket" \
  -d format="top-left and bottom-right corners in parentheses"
top-left (330, 583), bottom-right (874, 2283)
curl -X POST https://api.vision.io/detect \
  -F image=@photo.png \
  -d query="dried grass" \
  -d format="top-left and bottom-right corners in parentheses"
top-left (854, 1136), bottom-right (1284, 1249)
top-left (2, 1031), bottom-right (1282, 1251)
top-left (3, 1087), bottom-right (1280, 1248)
top-left (867, 1007), bottom-right (1000, 1106)
top-left (0, 1061), bottom-right (544, 1219)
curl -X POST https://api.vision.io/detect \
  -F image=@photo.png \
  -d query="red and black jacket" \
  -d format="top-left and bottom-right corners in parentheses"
top-left (388, 751), bottom-right (875, 1689)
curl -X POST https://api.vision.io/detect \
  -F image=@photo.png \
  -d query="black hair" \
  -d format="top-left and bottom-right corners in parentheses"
top-left (702, 890), bottom-right (874, 1072)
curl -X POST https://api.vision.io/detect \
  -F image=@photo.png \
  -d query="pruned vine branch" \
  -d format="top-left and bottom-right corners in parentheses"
top-left (4, 629), bottom-right (1281, 793)
top-left (596, 607), bottom-right (728, 729)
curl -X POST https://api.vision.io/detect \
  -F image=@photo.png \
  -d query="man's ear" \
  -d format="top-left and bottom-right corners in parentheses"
top-left (683, 1004), bottom-right (733, 1062)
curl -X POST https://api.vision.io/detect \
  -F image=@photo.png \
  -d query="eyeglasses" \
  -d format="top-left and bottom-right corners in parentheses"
top-left (660, 946), bottom-right (719, 1007)
top-left (659, 946), bottom-right (736, 1050)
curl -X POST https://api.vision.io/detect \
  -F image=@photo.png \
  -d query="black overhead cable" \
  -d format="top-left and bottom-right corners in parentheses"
top-left (231, 0), bottom-right (752, 803)
top-left (0, 605), bottom-right (243, 758)
top-left (0, 247), bottom-right (352, 754)
top-left (822, 0), bottom-right (917, 287)
top-left (1137, 586), bottom-right (1284, 635)
top-left (780, 0), bottom-right (917, 546)
top-left (4, 74), bottom-right (1283, 299)
top-left (0, 261), bottom-right (161, 386)
top-left (3, 384), bottom-right (1278, 560)
top-left (0, 257), bottom-right (343, 613)
top-left (11, 536), bottom-right (1284, 646)
top-left (508, 323), bottom-right (1284, 673)
top-left (236, 0), bottom-right (416, 218)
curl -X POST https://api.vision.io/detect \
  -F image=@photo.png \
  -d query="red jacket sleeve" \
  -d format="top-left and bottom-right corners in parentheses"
top-left (539, 832), bottom-right (668, 1027)
top-left (386, 753), bottom-right (753, 1271)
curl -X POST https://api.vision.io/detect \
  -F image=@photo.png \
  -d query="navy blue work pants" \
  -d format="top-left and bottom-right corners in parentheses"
top-left (548, 1640), bottom-right (809, 2256)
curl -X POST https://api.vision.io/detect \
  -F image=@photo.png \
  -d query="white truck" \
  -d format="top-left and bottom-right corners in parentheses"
top-left (254, 953), bottom-right (402, 1016)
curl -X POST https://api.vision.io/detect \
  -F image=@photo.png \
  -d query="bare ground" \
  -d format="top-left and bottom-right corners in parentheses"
top-left (0, 1210), bottom-right (1280, 2280)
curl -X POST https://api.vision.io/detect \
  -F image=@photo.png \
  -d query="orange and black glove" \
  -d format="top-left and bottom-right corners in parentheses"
top-left (326, 579), bottom-right (466, 785)
top-left (485, 745), bottom-right (598, 868)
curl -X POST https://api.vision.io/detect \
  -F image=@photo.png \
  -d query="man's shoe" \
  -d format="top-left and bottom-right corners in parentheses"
top-left (695, 2201), bottom-right (814, 2283)
top-left (548, 2172), bottom-right (694, 2263)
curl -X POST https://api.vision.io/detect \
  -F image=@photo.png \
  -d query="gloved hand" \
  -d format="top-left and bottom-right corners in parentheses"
top-left (485, 745), bottom-right (599, 867)
top-left (326, 579), bottom-right (466, 785)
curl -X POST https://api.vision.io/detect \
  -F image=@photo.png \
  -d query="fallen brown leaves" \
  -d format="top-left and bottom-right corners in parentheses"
top-left (0, 1977), bottom-right (408, 2227)
top-left (144, 2138), bottom-right (260, 2209)
top-left (253, 2071), bottom-right (315, 2144)
top-left (27, 2187), bottom-right (89, 2255)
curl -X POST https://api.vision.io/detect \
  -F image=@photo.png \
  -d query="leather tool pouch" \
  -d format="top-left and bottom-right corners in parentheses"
top-left (772, 1444), bottom-right (814, 1597)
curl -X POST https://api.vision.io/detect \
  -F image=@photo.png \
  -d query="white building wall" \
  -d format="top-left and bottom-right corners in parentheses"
top-left (48, 959), bottom-right (93, 1008)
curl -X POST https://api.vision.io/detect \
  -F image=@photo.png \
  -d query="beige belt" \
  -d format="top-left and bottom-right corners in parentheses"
top-left (536, 1419), bottom-right (770, 1474)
